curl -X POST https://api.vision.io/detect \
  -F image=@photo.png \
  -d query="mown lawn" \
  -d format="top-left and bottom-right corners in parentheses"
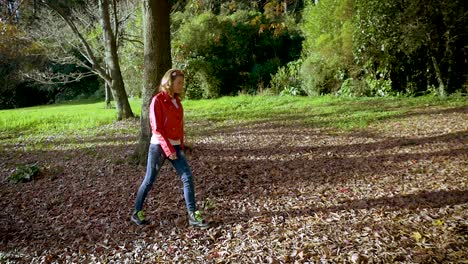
top-left (0, 95), bottom-right (465, 141)
top-left (0, 95), bottom-right (467, 263)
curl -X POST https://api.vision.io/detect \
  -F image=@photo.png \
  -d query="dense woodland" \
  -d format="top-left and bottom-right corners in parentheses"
top-left (0, 0), bottom-right (467, 109)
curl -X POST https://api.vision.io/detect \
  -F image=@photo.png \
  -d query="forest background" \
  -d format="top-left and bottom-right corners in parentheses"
top-left (1, 0), bottom-right (466, 110)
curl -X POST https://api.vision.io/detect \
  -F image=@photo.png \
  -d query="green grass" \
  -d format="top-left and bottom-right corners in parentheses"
top-left (184, 95), bottom-right (466, 131)
top-left (0, 98), bottom-right (142, 136)
top-left (0, 95), bottom-right (466, 143)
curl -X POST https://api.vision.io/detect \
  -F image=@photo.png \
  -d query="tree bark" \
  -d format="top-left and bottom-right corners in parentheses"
top-left (99, 0), bottom-right (134, 120)
top-left (105, 79), bottom-right (113, 108)
top-left (430, 55), bottom-right (446, 97)
top-left (104, 66), bottom-right (113, 108)
top-left (426, 33), bottom-right (447, 97)
top-left (132, 0), bottom-right (171, 165)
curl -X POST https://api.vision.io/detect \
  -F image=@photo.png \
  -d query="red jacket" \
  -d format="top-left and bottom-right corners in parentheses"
top-left (149, 92), bottom-right (184, 156)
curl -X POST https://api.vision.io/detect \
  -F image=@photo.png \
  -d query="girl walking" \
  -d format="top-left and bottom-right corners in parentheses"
top-left (131, 69), bottom-right (208, 228)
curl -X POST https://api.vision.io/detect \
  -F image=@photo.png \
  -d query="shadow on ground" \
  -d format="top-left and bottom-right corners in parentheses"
top-left (0, 105), bottom-right (467, 257)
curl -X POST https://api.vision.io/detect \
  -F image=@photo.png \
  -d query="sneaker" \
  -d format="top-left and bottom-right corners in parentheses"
top-left (188, 210), bottom-right (209, 229)
top-left (131, 210), bottom-right (149, 226)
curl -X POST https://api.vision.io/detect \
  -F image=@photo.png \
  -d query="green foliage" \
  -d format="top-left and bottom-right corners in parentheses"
top-left (270, 59), bottom-right (305, 95)
top-left (336, 75), bottom-right (393, 97)
top-left (187, 59), bottom-right (222, 99)
top-left (52, 62), bottom-right (102, 103)
top-left (0, 17), bottom-right (102, 109)
top-left (6, 0), bottom-right (466, 105)
top-left (299, 0), bottom-right (467, 97)
top-left (250, 57), bottom-right (282, 93)
top-left (119, 7), bottom-right (144, 98)
top-left (8, 164), bottom-right (39, 183)
top-left (279, 86), bottom-right (305, 96)
top-left (365, 76), bottom-right (393, 97)
top-left (353, 0), bottom-right (467, 96)
top-left (336, 78), bottom-right (362, 97)
top-left (172, 6), bottom-right (303, 98)
top-left (300, 0), bottom-right (354, 95)
top-left (0, 22), bottom-right (50, 109)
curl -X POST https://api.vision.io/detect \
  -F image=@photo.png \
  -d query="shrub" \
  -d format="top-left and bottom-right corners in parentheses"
top-left (172, 8), bottom-right (303, 97)
top-left (336, 76), bottom-right (393, 97)
top-left (300, 54), bottom-right (341, 96)
top-left (366, 76), bottom-right (393, 97)
top-left (270, 59), bottom-right (304, 95)
top-left (300, 0), bottom-right (354, 96)
top-left (8, 164), bottom-right (40, 183)
top-left (250, 57), bottom-right (282, 92)
top-left (335, 78), bottom-right (366, 97)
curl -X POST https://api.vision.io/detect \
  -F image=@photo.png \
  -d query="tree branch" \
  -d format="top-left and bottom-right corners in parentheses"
top-left (120, 34), bottom-right (144, 46)
top-left (3, 0), bottom-right (25, 23)
top-left (42, 1), bottom-right (111, 84)
top-left (112, 0), bottom-right (119, 42)
top-left (23, 69), bottom-right (97, 85)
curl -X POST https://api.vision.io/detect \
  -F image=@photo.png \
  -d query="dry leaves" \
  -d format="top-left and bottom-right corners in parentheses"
top-left (0, 106), bottom-right (467, 263)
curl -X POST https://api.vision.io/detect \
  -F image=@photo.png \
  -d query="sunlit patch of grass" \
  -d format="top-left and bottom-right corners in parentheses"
top-left (0, 98), bottom-right (142, 136)
top-left (0, 98), bottom-right (142, 150)
top-left (183, 95), bottom-right (466, 133)
top-left (0, 95), bottom-right (466, 150)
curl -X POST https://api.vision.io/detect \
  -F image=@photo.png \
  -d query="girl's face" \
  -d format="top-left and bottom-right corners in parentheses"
top-left (173, 76), bottom-right (185, 94)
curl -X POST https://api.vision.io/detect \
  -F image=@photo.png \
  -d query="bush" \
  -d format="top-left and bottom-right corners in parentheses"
top-left (300, 54), bottom-right (341, 96)
top-left (250, 57), bottom-right (282, 92)
top-left (172, 9), bottom-right (303, 98)
top-left (336, 76), bottom-right (393, 97)
top-left (270, 59), bottom-right (304, 95)
top-left (366, 76), bottom-right (393, 97)
top-left (300, 0), bottom-right (354, 96)
top-left (8, 164), bottom-right (40, 183)
top-left (336, 78), bottom-right (366, 97)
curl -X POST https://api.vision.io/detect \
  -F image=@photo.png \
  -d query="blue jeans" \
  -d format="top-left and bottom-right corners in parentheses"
top-left (134, 144), bottom-right (197, 212)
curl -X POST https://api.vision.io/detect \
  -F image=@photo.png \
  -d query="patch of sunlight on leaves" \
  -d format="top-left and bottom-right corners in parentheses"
top-left (432, 219), bottom-right (445, 226)
top-left (411, 231), bottom-right (423, 242)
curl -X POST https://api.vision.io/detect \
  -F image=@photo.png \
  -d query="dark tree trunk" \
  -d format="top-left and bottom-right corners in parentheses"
top-left (99, 0), bottom-right (134, 120)
top-left (431, 55), bottom-right (446, 97)
top-left (426, 33), bottom-right (447, 97)
top-left (132, 0), bottom-right (171, 165)
top-left (105, 79), bottom-right (113, 108)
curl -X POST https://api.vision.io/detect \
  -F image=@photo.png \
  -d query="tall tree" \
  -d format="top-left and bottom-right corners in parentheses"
top-left (133, 0), bottom-right (171, 164)
top-left (28, 0), bottom-right (135, 119)
top-left (98, 0), bottom-right (134, 116)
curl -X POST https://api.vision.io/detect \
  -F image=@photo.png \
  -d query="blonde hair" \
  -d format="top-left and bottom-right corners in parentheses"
top-left (159, 69), bottom-right (185, 98)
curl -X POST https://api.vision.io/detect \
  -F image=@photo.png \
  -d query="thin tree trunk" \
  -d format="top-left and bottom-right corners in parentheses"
top-left (426, 32), bottom-right (447, 97)
top-left (132, 0), bottom-right (171, 165)
top-left (105, 81), bottom-right (113, 108)
top-left (99, 0), bottom-right (134, 120)
top-left (104, 66), bottom-right (113, 108)
top-left (431, 55), bottom-right (446, 97)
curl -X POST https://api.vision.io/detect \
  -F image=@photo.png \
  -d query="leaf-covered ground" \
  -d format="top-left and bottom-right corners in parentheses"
top-left (1, 104), bottom-right (467, 263)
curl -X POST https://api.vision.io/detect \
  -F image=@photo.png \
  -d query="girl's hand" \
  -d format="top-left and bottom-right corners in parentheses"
top-left (168, 153), bottom-right (177, 160)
